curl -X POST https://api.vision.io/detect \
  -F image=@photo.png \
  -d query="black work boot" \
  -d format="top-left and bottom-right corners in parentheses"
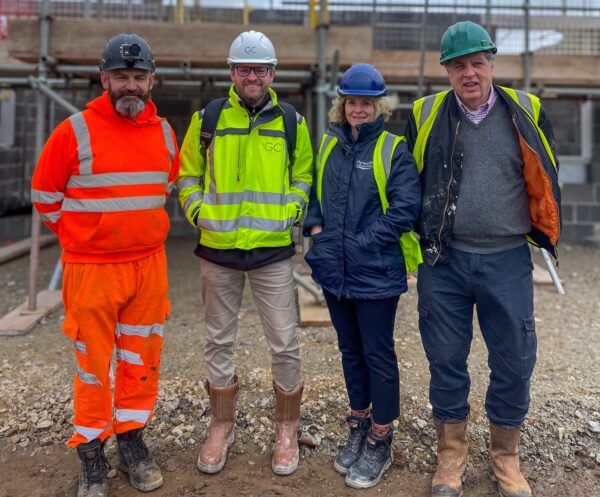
top-left (345, 429), bottom-right (393, 489)
top-left (333, 415), bottom-right (371, 475)
top-left (77, 439), bottom-right (110, 497)
top-left (117, 428), bottom-right (163, 492)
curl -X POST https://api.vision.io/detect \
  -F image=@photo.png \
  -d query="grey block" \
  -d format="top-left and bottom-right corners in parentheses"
top-left (560, 223), bottom-right (595, 243)
top-left (576, 205), bottom-right (600, 222)
top-left (561, 184), bottom-right (595, 203)
top-left (560, 204), bottom-right (573, 222)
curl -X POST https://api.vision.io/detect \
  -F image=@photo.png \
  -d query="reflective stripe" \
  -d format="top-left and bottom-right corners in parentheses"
top-left (74, 341), bottom-right (87, 354)
top-left (418, 94), bottom-right (437, 130)
top-left (62, 195), bottom-right (165, 213)
top-left (215, 128), bottom-right (249, 136)
top-left (117, 322), bottom-right (164, 338)
top-left (69, 113), bottom-right (93, 175)
top-left (290, 180), bottom-right (311, 196)
top-left (183, 190), bottom-right (203, 214)
top-left (286, 193), bottom-right (306, 207)
top-left (176, 176), bottom-right (201, 190)
top-left (160, 121), bottom-right (175, 162)
top-left (114, 408), bottom-right (151, 424)
top-left (380, 132), bottom-right (397, 179)
top-left (74, 425), bottom-right (105, 441)
top-left (67, 172), bottom-right (169, 189)
top-left (258, 129), bottom-right (286, 138)
top-left (39, 210), bottom-right (61, 223)
top-left (316, 133), bottom-right (338, 203)
top-left (514, 90), bottom-right (534, 120)
top-left (317, 134), bottom-right (336, 170)
top-left (198, 216), bottom-right (295, 233)
top-left (31, 190), bottom-right (64, 203)
top-left (116, 348), bottom-right (144, 366)
top-left (77, 365), bottom-right (101, 385)
top-left (201, 190), bottom-right (305, 206)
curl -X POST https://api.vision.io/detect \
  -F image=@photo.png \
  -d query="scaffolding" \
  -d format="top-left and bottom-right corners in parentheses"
top-left (2, 0), bottom-right (594, 327)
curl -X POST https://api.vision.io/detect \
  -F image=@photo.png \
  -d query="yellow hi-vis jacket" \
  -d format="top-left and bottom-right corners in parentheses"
top-left (177, 86), bottom-right (313, 250)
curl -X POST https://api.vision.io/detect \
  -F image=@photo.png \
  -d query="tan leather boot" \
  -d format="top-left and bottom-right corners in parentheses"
top-left (272, 380), bottom-right (303, 476)
top-left (432, 418), bottom-right (468, 497)
top-left (197, 375), bottom-right (239, 474)
top-left (489, 422), bottom-right (532, 497)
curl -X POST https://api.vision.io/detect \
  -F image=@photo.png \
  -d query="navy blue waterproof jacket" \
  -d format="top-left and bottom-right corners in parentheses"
top-left (303, 117), bottom-right (421, 299)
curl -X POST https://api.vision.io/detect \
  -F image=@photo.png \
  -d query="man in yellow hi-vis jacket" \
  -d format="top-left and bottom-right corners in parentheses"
top-left (177, 30), bottom-right (313, 477)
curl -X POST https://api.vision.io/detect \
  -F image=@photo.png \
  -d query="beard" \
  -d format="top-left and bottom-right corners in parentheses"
top-left (109, 87), bottom-right (149, 119)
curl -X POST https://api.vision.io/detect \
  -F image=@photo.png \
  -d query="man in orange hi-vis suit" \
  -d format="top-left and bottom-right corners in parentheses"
top-left (31, 34), bottom-right (179, 497)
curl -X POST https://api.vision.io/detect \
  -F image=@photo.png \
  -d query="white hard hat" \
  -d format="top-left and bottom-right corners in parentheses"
top-left (227, 30), bottom-right (277, 66)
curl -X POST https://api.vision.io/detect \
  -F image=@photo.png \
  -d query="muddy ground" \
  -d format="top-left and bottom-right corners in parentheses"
top-left (0, 238), bottom-right (599, 497)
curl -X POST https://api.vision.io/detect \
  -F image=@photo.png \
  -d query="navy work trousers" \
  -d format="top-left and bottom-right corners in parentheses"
top-left (417, 245), bottom-right (536, 427)
top-left (323, 290), bottom-right (400, 425)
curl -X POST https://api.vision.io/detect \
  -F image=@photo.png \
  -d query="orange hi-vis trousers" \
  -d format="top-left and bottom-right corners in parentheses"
top-left (61, 249), bottom-right (169, 447)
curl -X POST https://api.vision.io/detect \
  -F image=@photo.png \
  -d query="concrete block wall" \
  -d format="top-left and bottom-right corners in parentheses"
top-left (0, 146), bottom-right (24, 214)
top-left (560, 184), bottom-right (600, 243)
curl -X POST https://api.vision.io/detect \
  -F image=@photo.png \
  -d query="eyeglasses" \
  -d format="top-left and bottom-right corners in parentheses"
top-left (234, 66), bottom-right (271, 78)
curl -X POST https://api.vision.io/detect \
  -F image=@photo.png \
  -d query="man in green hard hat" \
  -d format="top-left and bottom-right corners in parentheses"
top-left (404, 21), bottom-right (561, 497)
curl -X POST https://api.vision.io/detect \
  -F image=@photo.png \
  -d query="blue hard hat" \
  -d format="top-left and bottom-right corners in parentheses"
top-left (338, 63), bottom-right (387, 97)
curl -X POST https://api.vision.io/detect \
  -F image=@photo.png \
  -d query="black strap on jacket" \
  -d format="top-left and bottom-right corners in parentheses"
top-left (199, 98), bottom-right (298, 167)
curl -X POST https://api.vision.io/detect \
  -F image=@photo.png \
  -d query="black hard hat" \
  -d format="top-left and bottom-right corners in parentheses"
top-left (100, 33), bottom-right (155, 72)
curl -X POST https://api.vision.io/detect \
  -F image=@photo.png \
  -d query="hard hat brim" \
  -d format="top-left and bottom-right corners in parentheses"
top-left (338, 89), bottom-right (388, 97)
top-left (440, 45), bottom-right (497, 64)
top-left (227, 58), bottom-right (277, 66)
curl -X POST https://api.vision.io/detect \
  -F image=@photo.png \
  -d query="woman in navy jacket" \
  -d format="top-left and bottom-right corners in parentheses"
top-left (303, 64), bottom-right (421, 489)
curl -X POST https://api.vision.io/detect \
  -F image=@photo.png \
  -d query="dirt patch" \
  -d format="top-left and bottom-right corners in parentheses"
top-left (0, 239), bottom-right (598, 497)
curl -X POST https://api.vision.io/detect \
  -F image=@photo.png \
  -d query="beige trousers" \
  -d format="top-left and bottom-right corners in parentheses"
top-left (200, 257), bottom-right (301, 391)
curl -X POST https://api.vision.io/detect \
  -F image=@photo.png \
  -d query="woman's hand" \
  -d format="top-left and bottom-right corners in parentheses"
top-left (310, 225), bottom-right (323, 236)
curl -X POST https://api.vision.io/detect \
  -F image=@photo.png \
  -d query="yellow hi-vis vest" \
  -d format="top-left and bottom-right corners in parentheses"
top-left (315, 131), bottom-right (423, 273)
top-left (176, 86), bottom-right (314, 250)
top-left (411, 86), bottom-right (559, 250)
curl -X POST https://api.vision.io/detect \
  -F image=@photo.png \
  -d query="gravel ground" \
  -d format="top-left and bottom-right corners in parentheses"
top-left (0, 238), bottom-right (598, 497)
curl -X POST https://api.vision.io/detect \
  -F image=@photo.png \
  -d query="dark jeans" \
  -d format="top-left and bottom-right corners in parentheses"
top-left (417, 244), bottom-right (536, 427)
top-left (323, 290), bottom-right (400, 425)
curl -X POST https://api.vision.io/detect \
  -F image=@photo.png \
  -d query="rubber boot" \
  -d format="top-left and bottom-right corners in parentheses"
top-left (77, 439), bottom-right (109, 497)
top-left (345, 428), bottom-right (393, 489)
top-left (489, 422), bottom-right (532, 497)
top-left (197, 375), bottom-right (239, 474)
top-left (432, 418), bottom-right (468, 497)
top-left (272, 380), bottom-right (304, 476)
top-left (117, 427), bottom-right (163, 492)
top-left (333, 415), bottom-right (371, 475)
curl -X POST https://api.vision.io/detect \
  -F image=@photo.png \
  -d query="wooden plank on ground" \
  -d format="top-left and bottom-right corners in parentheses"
top-left (0, 290), bottom-right (63, 336)
top-left (0, 234), bottom-right (57, 264)
top-left (298, 286), bottom-right (331, 328)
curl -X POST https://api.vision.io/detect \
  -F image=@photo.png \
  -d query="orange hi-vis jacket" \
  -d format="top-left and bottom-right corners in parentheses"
top-left (31, 91), bottom-right (180, 263)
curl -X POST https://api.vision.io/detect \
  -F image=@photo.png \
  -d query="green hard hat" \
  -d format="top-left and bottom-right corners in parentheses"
top-left (439, 21), bottom-right (497, 64)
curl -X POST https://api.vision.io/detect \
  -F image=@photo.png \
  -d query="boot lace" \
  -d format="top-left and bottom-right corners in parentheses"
top-left (127, 435), bottom-right (150, 463)
top-left (83, 451), bottom-right (109, 485)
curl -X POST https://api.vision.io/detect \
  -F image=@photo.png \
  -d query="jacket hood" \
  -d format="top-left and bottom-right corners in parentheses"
top-left (87, 91), bottom-right (162, 125)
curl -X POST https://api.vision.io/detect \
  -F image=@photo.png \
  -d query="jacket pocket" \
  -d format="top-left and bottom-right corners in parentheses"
top-left (520, 316), bottom-right (537, 380)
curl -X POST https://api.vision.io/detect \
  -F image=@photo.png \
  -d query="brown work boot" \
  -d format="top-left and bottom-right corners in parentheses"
top-left (272, 380), bottom-right (304, 476)
top-left (489, 422), bottom-right (532, 497)
top-left (197, 375), bottom-right (239, 474)
top-left (432, 418), bottom-right (468, 497)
